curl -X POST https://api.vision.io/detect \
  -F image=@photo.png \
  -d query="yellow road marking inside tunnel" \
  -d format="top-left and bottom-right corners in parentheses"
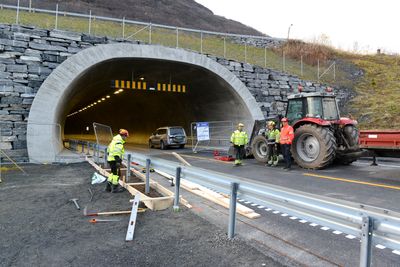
top-left (303, 173), bottom-right (400, 191)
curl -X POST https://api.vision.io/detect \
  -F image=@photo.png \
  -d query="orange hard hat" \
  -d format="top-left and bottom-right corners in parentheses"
top-left (119, 129), bottom-right (129, 137)
top-left (281, 117), bottom-right (288, 122)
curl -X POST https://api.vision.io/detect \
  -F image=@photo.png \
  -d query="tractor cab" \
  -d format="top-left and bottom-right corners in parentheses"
top-left (286, 92), bottom-right (340, 126)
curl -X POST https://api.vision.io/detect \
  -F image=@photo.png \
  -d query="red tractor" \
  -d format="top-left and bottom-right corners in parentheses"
top-left (251, 91), bottom-right (362, 169)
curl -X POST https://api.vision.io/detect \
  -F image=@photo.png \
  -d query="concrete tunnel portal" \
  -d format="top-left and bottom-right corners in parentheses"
top-left (27, 44), bottom-right (264, 163)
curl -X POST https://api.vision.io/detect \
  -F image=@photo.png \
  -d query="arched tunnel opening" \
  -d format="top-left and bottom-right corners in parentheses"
top-left (62, 58), bottom-right (254, 145)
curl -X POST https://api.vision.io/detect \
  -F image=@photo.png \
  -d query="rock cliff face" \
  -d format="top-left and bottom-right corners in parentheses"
top-left (0, 24), bottom-right (351, 162)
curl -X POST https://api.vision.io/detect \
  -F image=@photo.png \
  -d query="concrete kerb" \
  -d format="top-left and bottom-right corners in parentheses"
top-left (27, 43), bottom-right (264, 163)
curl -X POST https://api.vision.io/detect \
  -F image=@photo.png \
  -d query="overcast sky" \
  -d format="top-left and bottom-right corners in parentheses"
top-left (195, 0), bottom-right (399, 54)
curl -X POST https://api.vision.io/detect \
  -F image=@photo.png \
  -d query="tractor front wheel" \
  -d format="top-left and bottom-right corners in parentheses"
top-left (292, 124), bottom-right (337, 169)
top-left (251, 135), bottom-right (269, 163)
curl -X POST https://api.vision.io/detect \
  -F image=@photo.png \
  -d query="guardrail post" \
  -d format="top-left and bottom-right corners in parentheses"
top-left (145, 159), bottom-right (151, 194)
top-left (88, 10), bottom-right (92, 34)
top-left (122, 17), bottom-right (125, 39)
top-left (86, 141), bottom-right (90, 155)
top-left (103, 147), bottom-right (107, 167)
top-left (173, 167), bottom-right (181, 212)
top-left (126, 154), bottom-right (131, 181)
top-left (81, 142), bottom-right (85, 154)
top-left (16, 0), bottom-right (20, 24)
top-left (228, 182), bottom-right (239, 239)
top-left (55, 4), bottom-right (58, 29)
top-left (360, 216), bottom-right (373, 267)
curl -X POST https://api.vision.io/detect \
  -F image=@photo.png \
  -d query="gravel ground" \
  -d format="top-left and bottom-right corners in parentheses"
top-left (0, 163), bottom-right (285, 267)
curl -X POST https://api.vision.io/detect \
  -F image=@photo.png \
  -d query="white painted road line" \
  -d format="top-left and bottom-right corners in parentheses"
top-left (265, 208), bottom-right (272, 211)
top-left (244, 201), bottom-right (251, 204)
top-left (299, 220), bottom-right (307, 223)
top-left (375, 244), bottom-right (386, 249)
top-left (289, 216), bottom-right (297, 220)
top-left (392, 250), bottom-right (400, 255)
top-left (257, 205), bottom-right (265, 209)
top-left (251, 203), bottom-right (258, 206)
top-left (281, 213), bottom-right (288, 217)
top-left (321, 227), bottom-right (330, 231)
top-left (272, 211), bottom-right (280, 214)
top-left (238, 199), bottom-right (245, 202)
top-left (309, 223), bottom-right (318, 227)
top-left (345, 235), bottom-right (356, 239)
top-left (333, 230), bottom-right (342, 235)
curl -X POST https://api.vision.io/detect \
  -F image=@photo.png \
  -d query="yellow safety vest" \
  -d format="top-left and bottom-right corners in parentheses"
top-left (230, 130), bottom-right (248, 146)
top-left (107, 134), bottom-right (125, 161)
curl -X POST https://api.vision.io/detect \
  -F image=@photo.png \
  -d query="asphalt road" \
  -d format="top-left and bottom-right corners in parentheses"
top-left (123, 145), bottom-right (400, 266)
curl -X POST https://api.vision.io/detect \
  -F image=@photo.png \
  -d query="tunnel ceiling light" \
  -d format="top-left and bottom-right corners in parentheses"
top-left (101, 98), bottom-right (106, 101)
top-left (106, 95), bottom-right (110, 98)
top-left (118, 89), bottom-right (123, 92)
top-left (97, 100), bottom-right (101, 103)
top-left (139, 77), bottom-right (144, 80)
top-left (114, 90), bottom-right (120, 94)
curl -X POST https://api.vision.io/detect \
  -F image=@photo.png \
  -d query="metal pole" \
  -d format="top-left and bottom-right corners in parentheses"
top-left (145, 159), bottom-right (151, 194)
top-left (16, 0), bottom-right (20, 24)
top-left (200, 32), bottom-right (203, 54)
top-left (333, 61), bottom-right (336, 80)
top-left (81, 142), bottom-right (85, 153)
top-left (223, 36), bottom-right (226, 58)
top-left (264, 46), bottom-right (267, 68)
top-left (29, 0), bottom-right (32, 12)
top-left (126, 154), bottom-right (131, 181)
top-left (88, 10), bottom-right (92, 35)
top-left (55, 4), bottom-right (58, 30)
top-left (149, 23), bottom-right (152, 44)
top-left (122, 17), bottom-right (125, 39)
top-left (359, 216), bottom-right (373, 267)
top-left (283, 52), bottom-right (286, 71)
top-left (244, 42), bottom-right (247, 63)
top-left (103, 147), bottom-right (107, 167)
top-left (228, 182), bottom-right (239, 238)
top-left (173, 167), bottom-right (182, 211)
top-left (86, 141), bottom-right (90, 155)
top-left (301, 55), bottom-right (303, 76)
top-left (176, 27), bottom-right (179, 48)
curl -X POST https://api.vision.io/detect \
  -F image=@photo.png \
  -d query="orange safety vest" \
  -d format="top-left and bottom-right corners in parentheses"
top-left (280, 125), bottom-right (294, 145)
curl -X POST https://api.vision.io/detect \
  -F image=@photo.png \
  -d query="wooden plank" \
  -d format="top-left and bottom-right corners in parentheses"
top-left (126, 194), bottom-right (140, 241)
top-left (172, 152), bottom-right (192, 166)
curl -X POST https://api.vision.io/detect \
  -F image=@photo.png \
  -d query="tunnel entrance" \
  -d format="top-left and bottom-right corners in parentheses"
top-left (64, 58), bottom-right (253, 144)
top-left (27, 43), bottom-right (263, 163)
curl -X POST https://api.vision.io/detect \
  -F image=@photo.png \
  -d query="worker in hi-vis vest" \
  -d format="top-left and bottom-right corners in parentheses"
top-left (230, 123), bottom-right (248, 166)
top-left (265, 120), bottom-right (280, 167)
top-left (105, 129), bottom-right (129, 193)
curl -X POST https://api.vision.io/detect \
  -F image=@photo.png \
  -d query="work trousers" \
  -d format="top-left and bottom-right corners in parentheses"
top-left (234, 145), bottom-right (245, 161)
top-left (107, 160), bottom-right (121, 185)
top-left (267, 143), bottom-right (278, 161)
top-left (281, 144), bottom-right (292, 168)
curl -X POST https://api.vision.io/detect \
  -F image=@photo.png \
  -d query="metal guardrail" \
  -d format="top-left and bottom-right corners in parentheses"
top-left (66, 139), bottom-right (400, 266)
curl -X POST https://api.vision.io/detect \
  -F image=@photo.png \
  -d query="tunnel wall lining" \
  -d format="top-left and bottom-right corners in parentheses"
top-left (27, 43), bottom-right (264, 163)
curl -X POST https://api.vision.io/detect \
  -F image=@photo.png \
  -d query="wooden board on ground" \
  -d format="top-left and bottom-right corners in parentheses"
top-left (86, 157), bottom-right (176, 211)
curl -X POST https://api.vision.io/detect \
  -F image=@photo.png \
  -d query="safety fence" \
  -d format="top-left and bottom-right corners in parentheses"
top-left (0, 2), bottom-right (337, 82)
top-left (190, 120), bottom-right (254, 153)
top-left (67, 138), bottom-right (400, 266)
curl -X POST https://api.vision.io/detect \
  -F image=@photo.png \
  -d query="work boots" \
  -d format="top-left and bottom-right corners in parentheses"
top-left (104, 182), bottom-right (112, 192)
top-left (111, 184), bottom-right (126, 193)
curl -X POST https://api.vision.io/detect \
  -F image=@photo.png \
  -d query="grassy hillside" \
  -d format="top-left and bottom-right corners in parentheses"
top-left (349, 54), bottom-right (400, 129)
top-left (0, 9), bottom-right (399, 130)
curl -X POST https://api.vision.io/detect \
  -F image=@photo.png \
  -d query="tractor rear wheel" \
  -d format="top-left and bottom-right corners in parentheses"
top-left (292, 124), bottom-right (337, 169)
top-left (251, 135), bottom-right (269, 163)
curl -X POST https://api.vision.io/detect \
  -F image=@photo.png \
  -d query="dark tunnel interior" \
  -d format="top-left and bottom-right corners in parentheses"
top-left (63, 58), bottom-right (253, 144)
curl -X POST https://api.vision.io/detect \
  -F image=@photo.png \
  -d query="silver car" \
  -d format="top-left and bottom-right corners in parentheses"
top-left (149, 126), bottom-right (187, 149)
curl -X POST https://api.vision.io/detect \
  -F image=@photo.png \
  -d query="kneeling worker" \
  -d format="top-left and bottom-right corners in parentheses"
top-left (230, 123), bottom-right (248, 166)
top-left (105, 129), bottom-right (129, 193)
top-left (265, 121), bottom-right (280, 167)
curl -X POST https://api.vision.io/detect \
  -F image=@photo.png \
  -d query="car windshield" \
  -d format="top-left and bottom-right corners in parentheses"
top-left (169, 127), bottom-right (185, 136)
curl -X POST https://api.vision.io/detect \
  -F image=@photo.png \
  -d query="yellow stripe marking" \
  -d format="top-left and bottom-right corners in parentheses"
top-left (120, 80), bottom-right (125, 88)
top-left (172, 84), bottom-right (176, 92)
top-left (162, 83), bottom-right (166, 91)
top-left (177, 85), bottom-right (181, 92)
top-left (114, 80), bottom-right (119, 88)
top-left (143, 82), bottom-right (147, 90)
top-left (182, 85), bottom-right (186, 93)
top-left (157, 83), bottom-right (161, 91)
top-left (132, 81), bottom-right (136, 89)
top-left (126, 81), bottom-right (131, 89)
top-left (303, 173), bottom-right (400, 191)
top-left (137, 82), bottom-right (141, 90)
top-left (167, 84), bottom-right (171, 92)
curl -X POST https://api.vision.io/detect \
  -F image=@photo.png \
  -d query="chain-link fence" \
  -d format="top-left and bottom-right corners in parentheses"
top-left (0, 2), bottom-right (337, 82)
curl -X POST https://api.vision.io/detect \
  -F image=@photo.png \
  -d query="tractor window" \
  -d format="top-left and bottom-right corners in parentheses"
top-left (306, 97), bottom-right (323, 119)
top-left (286, 99), bottom-right (304, 124)
top-left (322, 98), bottom-right (339, 120)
